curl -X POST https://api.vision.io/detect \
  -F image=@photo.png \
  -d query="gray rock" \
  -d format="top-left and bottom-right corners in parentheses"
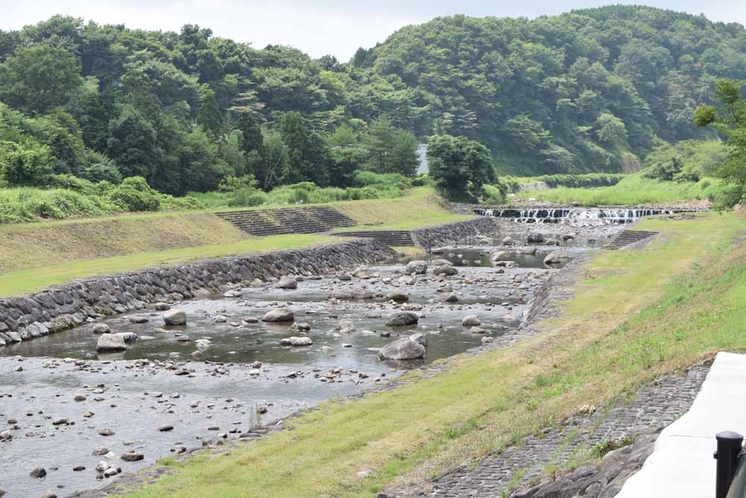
top-left (386, 291), bottom-right (409, 302)
top-left (93, 324), bottom-right (110, 335)
top-left (154, 303), bottom-right (171, 311)
top-left (501, 236), bottom-right (516, 246)
top-left (116, 332), bottom-right (138, 344)
top-left (527, 232), bottom-right (546, 244)
top-left (385, 312), bottom-right (419, 327)
top-left (29, 467), bottom-right (47, 478)
top-left (96, 334), bottom-right (127, 352)
top-left (379, 333), bottom-right (427, 360)
top-left (262, 307), bottom-right (294, 322)
top-left (405, 260), bottom-right (428, 275)
top-left (433, 265), bottom-right (458, 276)
top-left (276, 276), bottom-right (298, 289)
top-left (280, 336), bottom-right (313, 347)
top-left (544, 251), bottom-right (570, 265)
top-left (490, 250), bottom-right (510, 262)
top-left (121, 452), bottom-right (144, 462)
top-left (462, 315), bottom-right (481, 327)
top-left (163, 309), bottom-right (187, 326)
top-left (444, 293), bottom-right (459, 303)
top-left (431, 258), bottom-right (453, 267)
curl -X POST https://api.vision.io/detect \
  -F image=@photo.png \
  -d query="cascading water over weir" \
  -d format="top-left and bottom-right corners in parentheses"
top-left (474, 207), bottom-right (706, 224)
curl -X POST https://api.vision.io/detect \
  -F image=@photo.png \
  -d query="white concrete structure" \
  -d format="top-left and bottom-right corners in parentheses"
top-left (619, 352), bottom-right (746, 497)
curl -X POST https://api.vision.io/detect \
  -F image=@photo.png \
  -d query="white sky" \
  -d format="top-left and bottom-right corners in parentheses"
top-left (0, 0), bottom-right (745, 61)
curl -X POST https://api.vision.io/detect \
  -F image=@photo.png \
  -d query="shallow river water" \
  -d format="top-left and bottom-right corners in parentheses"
top-left (0, 226), bottom-right (615, 497)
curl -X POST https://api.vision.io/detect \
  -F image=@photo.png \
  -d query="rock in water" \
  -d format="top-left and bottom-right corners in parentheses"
top-left (385, 312), bottom-right (419, 327)
top-left (262, 307), bottom-right (295, 322)
top-left (276, 276), bottom-right (298, 289)
top-left (462, 315), bottom-right (481, 327)
top-left (405, 260), bottom-right (428, 275)
top-left (116, 332), bottom-right (138, 344)
top-left (96, 334), bottom-right (127, 352)
top-left (93, 324), bottom-right (110, 334)
top-left (490, 250), bottom-right (510, 262)
top-left (544, 251), bottom-right (570, 266)
top-left (379, 333), bottom-right (427, 360)
top-left (527, 232), bottom-right (546, 244)
top-left (501, 236), bottom-right (515, 246)
top-left (121, 452), bottom-right (144, 462)
top-left (433, 265), bottom-right (458, 276)
top-left (280, 336), bottom-right (313, 346)
top-left (163, 309), bottom-right (187, 326)
top-left (29, 467), bottom-right (47, 478)
top-left (431, 258), bottom-right (453, 267)
top-left (386, 291), bottom-right (409, 303)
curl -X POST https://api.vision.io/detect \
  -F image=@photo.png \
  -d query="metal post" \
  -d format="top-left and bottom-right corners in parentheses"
top-left (715, 431), bottom-right (743, 498)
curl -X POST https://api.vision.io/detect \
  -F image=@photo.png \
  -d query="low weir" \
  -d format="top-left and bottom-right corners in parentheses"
top-left (474, 207), bottom-right (706, 224)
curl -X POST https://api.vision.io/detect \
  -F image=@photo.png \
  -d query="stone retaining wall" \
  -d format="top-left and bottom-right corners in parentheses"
top-left (412, 218), bottom-right (499, 250)
top-left (0, 239), bottom-right (395, 347)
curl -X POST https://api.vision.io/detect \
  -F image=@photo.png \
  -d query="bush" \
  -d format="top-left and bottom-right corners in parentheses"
top-left (49, 174), bottom-right (96, 194)
top-left (108, 185), bottom-right (161, 212)
top-left (228, 189), bottom-right (267, 207)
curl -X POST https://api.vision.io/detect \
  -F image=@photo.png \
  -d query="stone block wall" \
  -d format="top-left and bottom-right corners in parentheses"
top-left (0, 239), bottom-right (394, 347)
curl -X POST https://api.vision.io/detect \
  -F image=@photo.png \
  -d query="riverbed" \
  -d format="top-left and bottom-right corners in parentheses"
top-left (0, 221), bottom-right (620, 497)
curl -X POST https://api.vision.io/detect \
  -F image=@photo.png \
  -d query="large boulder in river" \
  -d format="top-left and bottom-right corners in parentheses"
top-left (490, 250), bottom-right (510, 262)
top-left (262, 307), bottom-right (295, 322)
top-left (163, 309), bottom-right (187, 326)
top-left (431, 258), bottom-right (453, 267)
top-left (379, 333), bottom-right (427, 360)
top-left (501, 236), bottom-right (516, 246)
top-left (406, 260), bottom-right (428, 275)
top-left (275, 276), bottom-right (298, 289)
top-left (385, 312), bottom-right (419, 327)
top-left (544, 251), bottom-right (570, 266)
top-left (462, 315), bottom-right (481, 327)
top-left (433, 265), bottom-right (458, 276)
top-left (96, 334), bottom-right (127, 352)
top-left (527, 232), bottom-right (546, 244)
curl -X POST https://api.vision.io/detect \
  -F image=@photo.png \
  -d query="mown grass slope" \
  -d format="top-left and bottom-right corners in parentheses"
top-left (0, 188), bottom-right (464, 296)
top-left (120, 211), bottom-right (746, 498)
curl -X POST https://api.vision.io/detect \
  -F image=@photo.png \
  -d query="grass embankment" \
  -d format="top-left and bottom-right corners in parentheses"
top-left (0, 188), bottom-right (461, 296)
top-left (122, 211), bottom-right (746, 498)
top-left (513, 174), bottom-right (722, 206)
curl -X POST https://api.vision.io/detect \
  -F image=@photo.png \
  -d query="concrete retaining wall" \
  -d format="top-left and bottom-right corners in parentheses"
top-left (0, 239), bottom-right (395, 347)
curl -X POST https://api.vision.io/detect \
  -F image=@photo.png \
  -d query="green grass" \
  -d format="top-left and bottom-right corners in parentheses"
top-left (512, 175), bottom-right (723, 206)
top-left (120, 211), bottom-right (746, 498)
top-left (0, 187), bottom-right (460, 295)
top-left (0, 234), bottom-right (334, 297)
top-left (331, 187), bottom-right (472, 230)
top-left (0, 213), bottom-right (249, 275)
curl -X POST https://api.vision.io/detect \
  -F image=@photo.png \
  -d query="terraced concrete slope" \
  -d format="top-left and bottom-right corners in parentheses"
top-left (216, 206), bottom-right (355, 236)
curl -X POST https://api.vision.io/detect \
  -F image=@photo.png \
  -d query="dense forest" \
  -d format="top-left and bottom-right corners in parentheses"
top-left (0, 5), bottom-right (745, 197)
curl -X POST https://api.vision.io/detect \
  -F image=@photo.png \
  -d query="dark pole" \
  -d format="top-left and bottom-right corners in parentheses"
top-left (715, 431), bottom-right (743, 498)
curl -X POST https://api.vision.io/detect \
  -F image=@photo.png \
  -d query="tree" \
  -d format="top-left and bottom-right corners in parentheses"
top-left (0, 140), bottom-right (54, 186)
top-left (389, 129), bottom-right (419, 176)
top-left (0, 44), bottom-right (84, 115)
top-left (364, 116), bottom-right (396, 173)
top-left (196, 85), bottom-right (223, 137)
top-left (427, 134), bottom-right (496, 200)
top-left (694, 79), bottom-right (746, 208)
top-left (106, 105), bottom-right (158, 180)
top-left (255, 129), bottom-right (288, 191)
top-left (280, 111), bottom-right (330, 186)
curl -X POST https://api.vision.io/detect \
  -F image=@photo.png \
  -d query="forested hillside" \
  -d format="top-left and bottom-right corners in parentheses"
top-left (0, 5), bottom-right (744, 195)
